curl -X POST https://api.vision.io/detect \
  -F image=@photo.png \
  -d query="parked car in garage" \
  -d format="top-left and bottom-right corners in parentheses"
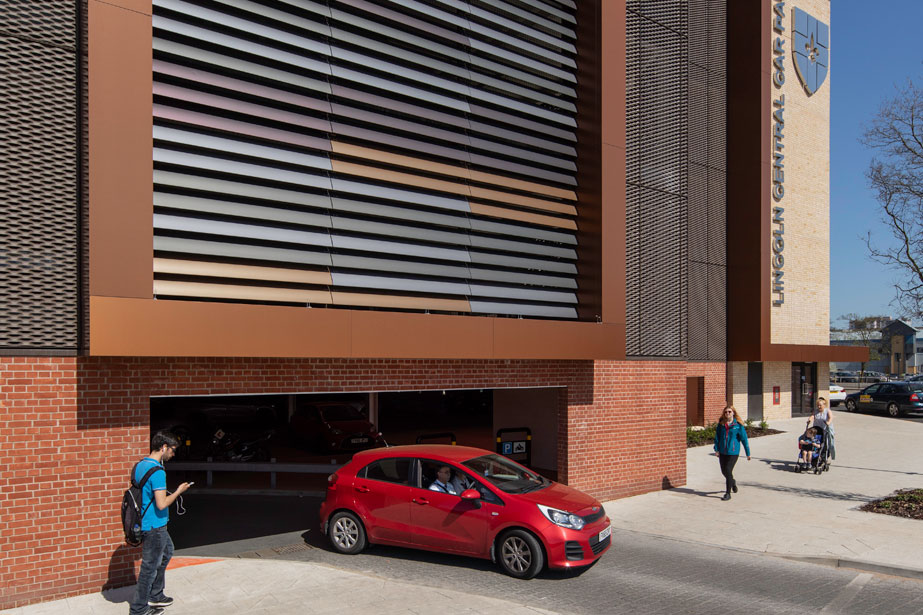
top-left (290, 401), bottom-right (386, 453)
top-left (831, 370), bottom-right (857, 383)
top-left (319, 444), bottom-right (611, 579)
top-left (844, 382), bottom-right (923, 417)
top-left (827, 384), bottom-right (846, 407)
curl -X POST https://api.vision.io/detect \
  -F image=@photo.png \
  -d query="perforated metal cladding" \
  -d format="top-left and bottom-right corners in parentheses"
top-left (687, 0), bottom-right (726, 361)
top-left (0, 3), bottom-right (80, 352)
top-left (151, 0), bottom-right (582, 319)
top-left (626, 1), bottom-right (688, 357)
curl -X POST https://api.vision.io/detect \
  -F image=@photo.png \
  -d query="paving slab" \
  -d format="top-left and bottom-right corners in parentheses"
top-left (603, 412), bottom-right (923, 574)
top-left (1, 558), bottom-right (560, 615)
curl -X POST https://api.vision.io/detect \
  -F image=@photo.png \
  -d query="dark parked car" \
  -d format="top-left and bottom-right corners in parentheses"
top-left (319, 445), bottom-right (611, 579)
top-left (290, 402), bottom-right (385, 452)
top-left (844, 382), bottom-right (923, 417)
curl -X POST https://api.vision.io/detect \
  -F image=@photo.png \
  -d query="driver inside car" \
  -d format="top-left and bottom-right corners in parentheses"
top-left (429, 465), bottom-right (459, 494)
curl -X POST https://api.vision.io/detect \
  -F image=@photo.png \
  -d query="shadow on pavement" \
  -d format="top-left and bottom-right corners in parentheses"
top-left (170, 492), bottom-right (323, 552)
top-left (667, 487), bottom-right (726, 499)
top-left (755, 456), bottom-right (922, 476)
top-left (746, 482), bottom-right (875, 503)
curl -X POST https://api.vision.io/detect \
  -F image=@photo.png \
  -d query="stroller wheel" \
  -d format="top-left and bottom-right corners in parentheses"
top-left (795, 464), bottom-right (802, 473)
top-left (813, 466), bottom-right (820, 474)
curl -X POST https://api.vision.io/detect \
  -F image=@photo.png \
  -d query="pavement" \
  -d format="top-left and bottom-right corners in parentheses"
top-left (4, 411), bottom-right (923, 615)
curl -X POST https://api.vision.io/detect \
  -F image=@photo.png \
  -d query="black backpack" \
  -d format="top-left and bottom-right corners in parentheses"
top-left (121, 462), bottom-right (163, 546)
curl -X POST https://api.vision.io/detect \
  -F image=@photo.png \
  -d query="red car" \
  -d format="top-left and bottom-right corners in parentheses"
top-left (318, 445), bottom-right (611, 579)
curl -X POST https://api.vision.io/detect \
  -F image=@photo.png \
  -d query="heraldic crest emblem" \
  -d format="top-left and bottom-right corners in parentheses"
top-left (792, 8), bottom-right (829, 95)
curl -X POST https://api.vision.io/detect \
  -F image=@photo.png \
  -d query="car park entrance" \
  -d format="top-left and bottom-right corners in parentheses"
top-left (152, 387), bottom-right (561, 551)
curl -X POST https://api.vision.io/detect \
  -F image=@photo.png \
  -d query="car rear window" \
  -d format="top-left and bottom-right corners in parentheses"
top-left (908, 383), bottom-right (923, 392)
top-left (362, 458), bottom-right (411, 485)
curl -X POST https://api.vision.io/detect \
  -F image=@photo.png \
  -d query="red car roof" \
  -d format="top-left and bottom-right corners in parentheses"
top-left (353, 444), bottom-right (494, 464)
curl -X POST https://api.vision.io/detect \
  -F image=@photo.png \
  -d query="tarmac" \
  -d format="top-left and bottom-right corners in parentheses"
top-left (4, 412), bottom-right (922, 614)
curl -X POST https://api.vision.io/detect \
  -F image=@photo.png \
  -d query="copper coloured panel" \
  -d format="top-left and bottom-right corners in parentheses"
top-left (89, 0), bottom-right (153, 299)
top-left (331, 292), bottom-right (470, 313)
top-left (350, 311), bottom-right (490, 359)
top-left (90, 296), bottom-right (351, 356)
top-left (331, 142), bottom-right (469, 178)
top-left (726, 0), bottom-right (769, 360)
top-left (469, 187), bottom-right (577, 216)
top-left (153, 258), bottom-right (332, 285)
top-left (90, 296), bottom-right (625, 358)
top-left (469, 171), bottom-right (576, 201)
top-left (760, 344), bottom-right (869, 363)
top-left (97, 0), bottom-right (151, 15)
top-left (493, 319), bottom-right (625, 360)
top-left (154, 280), bottom-right (333, 304)
top-left (331, 160), bottom-right (472, 196)
top-left (469, 204), bottom-right (577, 230)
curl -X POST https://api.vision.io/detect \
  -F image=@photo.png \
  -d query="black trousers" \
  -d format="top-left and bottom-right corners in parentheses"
top-left (718, 454), bottom-right (738, 493)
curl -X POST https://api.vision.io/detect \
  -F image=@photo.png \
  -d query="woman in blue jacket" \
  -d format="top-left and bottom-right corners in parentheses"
top-left (714, 404), bottom-right (751, 501)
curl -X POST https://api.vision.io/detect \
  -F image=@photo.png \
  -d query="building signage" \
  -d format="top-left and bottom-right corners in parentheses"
top-left (770, 5), bottom-right (831, 308)
top-left (771, 2), bottom-right (786, 307)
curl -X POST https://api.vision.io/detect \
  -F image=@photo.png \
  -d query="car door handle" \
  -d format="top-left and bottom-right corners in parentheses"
top-left (355, 485), bottom-right (370, 493)
top-left (412, 497), bottom-right (429, 505)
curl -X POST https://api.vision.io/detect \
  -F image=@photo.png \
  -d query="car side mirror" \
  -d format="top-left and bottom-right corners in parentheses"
top-left (461, 489), bottom-right (481, 500)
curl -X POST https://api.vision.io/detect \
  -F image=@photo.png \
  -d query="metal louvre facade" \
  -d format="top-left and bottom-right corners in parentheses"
top-left (688, 0), bottom-right (726, 361)
top-left (625, 0), bottom-right (688, 357)
top-left (152, 0), bottom-right (582, 319)
top-left (0, 2), bottom-right (81, 353)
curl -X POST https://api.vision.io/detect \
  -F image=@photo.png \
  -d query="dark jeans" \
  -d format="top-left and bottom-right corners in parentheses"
top-left (129, 525), bottom-right (174, 615)
top-left (718, 454), bottom-right (739, 494)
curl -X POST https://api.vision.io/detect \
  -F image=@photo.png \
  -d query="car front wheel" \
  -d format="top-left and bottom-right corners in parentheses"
top-left (887, 402), bottom-right (902, 418)
top-left (498, 529), bottom-right (544, 579)
top-left (845, 399), bottom-right (857, 412)
top-left (328, 511), bottom-right (367, 554)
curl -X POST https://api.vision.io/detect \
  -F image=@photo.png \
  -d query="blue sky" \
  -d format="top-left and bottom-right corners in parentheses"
top-left (829, 1), bottom-right (923, 324)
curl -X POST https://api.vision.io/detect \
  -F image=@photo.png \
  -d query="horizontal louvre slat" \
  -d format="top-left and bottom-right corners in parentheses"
top-left (152, 0), bottom-right (581, 319)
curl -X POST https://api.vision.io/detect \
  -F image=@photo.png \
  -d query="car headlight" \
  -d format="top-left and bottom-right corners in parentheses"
top-left (537, 504), bottom-right (585, 530)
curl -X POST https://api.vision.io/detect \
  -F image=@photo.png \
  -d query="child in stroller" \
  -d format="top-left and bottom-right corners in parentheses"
top-left (796, 424), bottom-right (829, 474)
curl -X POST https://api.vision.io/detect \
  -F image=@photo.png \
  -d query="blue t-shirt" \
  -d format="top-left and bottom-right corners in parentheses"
top-left (134, 458), bottom-right (168, 530)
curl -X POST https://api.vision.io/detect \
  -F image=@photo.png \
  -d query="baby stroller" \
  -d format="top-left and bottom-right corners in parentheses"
top-left (795, 422), bottom-right (830, 474)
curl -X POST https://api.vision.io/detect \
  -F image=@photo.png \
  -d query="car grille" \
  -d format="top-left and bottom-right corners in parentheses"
top-left (565, 541), bottom-right (584, 561)
top-left (581, 506), bottom-right (606, 524)
top-left (589, 534), bottom-right (611, 555)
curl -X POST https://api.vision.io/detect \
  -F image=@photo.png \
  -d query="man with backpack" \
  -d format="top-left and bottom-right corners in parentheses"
top-left (128, 431), bottom-right (192, 615)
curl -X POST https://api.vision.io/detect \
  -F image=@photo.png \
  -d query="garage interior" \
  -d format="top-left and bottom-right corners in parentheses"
top-left (150, 387), bottom-right (560, 553)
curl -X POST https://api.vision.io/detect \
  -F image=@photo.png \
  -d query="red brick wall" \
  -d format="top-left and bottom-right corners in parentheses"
top-left (1, 356), bottom-right (690, 608)
top-left (687, 361), bottom-right (728, 424)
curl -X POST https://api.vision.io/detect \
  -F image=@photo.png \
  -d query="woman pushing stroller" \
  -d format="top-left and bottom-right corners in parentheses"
top-left (809, 397), bottom-right (835, 462)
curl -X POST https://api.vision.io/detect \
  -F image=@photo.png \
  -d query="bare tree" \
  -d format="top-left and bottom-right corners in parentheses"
top-left (839, 313), bottom-right (883, 381)
top-left (861, 80), bottom-right (923, 318)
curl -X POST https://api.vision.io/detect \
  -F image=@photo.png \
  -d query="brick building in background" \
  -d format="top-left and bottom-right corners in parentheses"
top-left (0, 0), bottom-right (863, 607)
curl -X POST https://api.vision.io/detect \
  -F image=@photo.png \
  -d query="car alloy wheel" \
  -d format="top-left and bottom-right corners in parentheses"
top-left (329, 511), bottom-right (366, 554)
top-left (498, 529), bottom-right (544, 579)
top-left (887, 403), bottom-right (901, 418)
top-left (845, 399), bottom-right (857, 412)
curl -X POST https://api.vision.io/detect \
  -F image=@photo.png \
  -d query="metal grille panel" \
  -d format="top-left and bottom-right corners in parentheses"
top-left (687, 0), bottom-right (727, 361)
top-left (626, 1), bottom-right (688, 357)
top-left (0, 4), bottom-right (80, 352)
top-left (151, 0), bottom-right (582, 319)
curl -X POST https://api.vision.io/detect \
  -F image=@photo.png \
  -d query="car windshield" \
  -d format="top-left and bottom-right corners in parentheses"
top-left (319, 404), bottom-right (365, 421)
top-left (462, 454), bottom-right (548, 494)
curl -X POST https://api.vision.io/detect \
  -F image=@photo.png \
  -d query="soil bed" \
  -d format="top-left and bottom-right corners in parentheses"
top-left (687, 424), bottom-right (783, 448)
top-left (860, 489), bottom-right (923, 520)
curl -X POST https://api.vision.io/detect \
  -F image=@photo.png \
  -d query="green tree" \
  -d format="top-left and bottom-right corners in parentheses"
top-left (862, 80), bottom-right (923, 318)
